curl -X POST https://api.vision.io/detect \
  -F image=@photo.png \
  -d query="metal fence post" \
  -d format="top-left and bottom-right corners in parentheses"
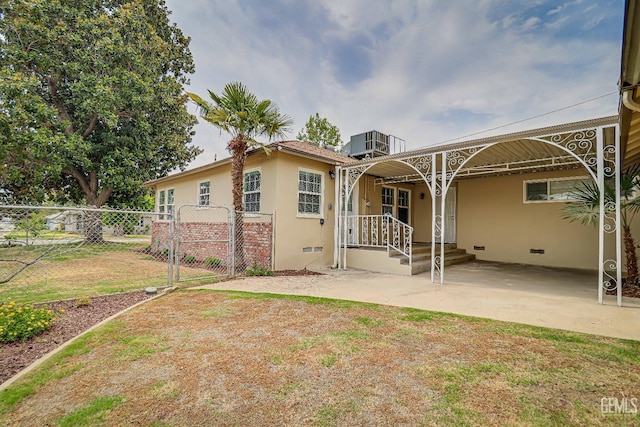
top-left (270, 212), bottom-right (275, 271)
top-left (230, 208), bottom-right (236, 277)
top-left (175, 208), bottom-right (181, 282)
top-left (168, 213), bottom-right (175, 287)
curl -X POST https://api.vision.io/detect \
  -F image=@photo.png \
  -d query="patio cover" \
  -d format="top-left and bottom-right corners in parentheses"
top-left (335, 116), bottom-right (623, 305)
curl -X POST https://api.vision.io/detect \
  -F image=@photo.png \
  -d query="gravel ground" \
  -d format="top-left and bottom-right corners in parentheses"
top-left (0, 291), bottom-right (154, 384)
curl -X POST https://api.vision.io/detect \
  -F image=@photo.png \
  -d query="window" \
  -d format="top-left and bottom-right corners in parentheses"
top-left (298, 170), bottom-right (322, 215)
top-left (524, 177), bottom-right (590, 203)
top-left (382, 187), bottom-right (394, 215)
top-left (398, 189), bottom-right (410, 223)
top-left (158, 189), bottom-right (174, 220)
top-left (158, 190), bottom-right (166, 219)
top-left (198, 181), bottom-right (210, 206)
top-left (244, 170), bottom-right (261, 213)
top-left (167, 189), bottom-right (174, 218)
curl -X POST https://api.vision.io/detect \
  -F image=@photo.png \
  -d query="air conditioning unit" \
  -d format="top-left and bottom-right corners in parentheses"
top-left (343, 131), bottom-right (405, 159)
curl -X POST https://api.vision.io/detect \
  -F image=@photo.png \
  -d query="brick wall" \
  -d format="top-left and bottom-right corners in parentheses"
top-left (151, 220), bottom-right (273, 269)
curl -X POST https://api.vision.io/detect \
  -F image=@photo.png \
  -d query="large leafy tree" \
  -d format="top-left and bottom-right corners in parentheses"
top-left (189, 82), bottom-right (292, 269)
top-left (297, 113), bottom-right (342, 148)
top-left (0, 0), bottom-right (201, 240)
top-left (562, 166), bottom-right (640, 287)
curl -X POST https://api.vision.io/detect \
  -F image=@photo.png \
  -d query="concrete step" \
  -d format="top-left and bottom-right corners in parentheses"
top-left (393, 248), bottom-right (468, 264)
top-left (409, 253), bottom-right (476, 274)
top-left (411, 243), bottom-right (457, 255)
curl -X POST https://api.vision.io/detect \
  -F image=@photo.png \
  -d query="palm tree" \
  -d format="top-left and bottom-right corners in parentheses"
top-left (561, 165), bottom-right (640, 287)
top-left (188, 82), bottom-right (292, 271)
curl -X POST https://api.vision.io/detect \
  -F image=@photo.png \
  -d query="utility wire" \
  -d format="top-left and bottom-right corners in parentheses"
top-left (436, 91), bottom-right (618, 145)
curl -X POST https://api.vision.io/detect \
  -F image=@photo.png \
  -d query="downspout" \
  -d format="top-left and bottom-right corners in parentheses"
top-left (622, 89), bottom-right (640, 112)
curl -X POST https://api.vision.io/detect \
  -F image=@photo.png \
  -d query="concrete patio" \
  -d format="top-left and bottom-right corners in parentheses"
top-left (193, 261), bottom-right (640, 341)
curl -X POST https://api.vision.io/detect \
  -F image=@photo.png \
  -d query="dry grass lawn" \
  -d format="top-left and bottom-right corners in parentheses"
top-left (0, 247), bottom-right (214, 304)
top-left (1, 290), bottom-right (639, 426)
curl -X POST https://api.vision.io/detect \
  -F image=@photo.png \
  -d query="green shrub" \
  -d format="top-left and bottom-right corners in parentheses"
top-left (0, 302), bottom-right (57, 343)
top-left (161, 248), bottom-right (170, 257)
top-left (245, 262), bottom-right (275, 276)
top-left (183, 255), bottom-right (196, 263)
top-left (76, 297), bottom-right (92, 307)
top-left (204, 257), bottom-right (222, 268)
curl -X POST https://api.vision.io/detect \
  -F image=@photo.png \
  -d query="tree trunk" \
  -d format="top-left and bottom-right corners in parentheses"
top-left (63, 167), bottom-right (112, 244)
top-left (84, 207), bottom-right (104, 244)
top-left (229, 137), bottom-right (248, 272)
top-left (623, 224), bottom-right (638, 287)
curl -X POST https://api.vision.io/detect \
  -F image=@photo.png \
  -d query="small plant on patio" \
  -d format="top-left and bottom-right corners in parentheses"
top-left (0, 301), bottom-right (56, 343)
top-left (245, 262), bottom-right (275, 276)
top-left (75, 297), bottom-right (92, 308)
top-left (561, 165), bottom-right (640, 287)
top-left (204, 257), bottom-right (222, 268)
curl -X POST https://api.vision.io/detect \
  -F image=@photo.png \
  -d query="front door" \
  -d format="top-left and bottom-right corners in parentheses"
top-left (345, 185), bottom-right (359, 245)
top-left (436, 187), bottom-right (456, 243)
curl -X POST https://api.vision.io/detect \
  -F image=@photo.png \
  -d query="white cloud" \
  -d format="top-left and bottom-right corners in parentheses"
top-left (165, 0), bottom-right (622, 167)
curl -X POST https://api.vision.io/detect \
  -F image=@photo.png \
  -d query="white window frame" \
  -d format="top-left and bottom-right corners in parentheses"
top-left (397, 188), bottom-right (411, 224)
top-left (523, 176), bottom-right (591, 203)
top-left (381, 186), bottom-right (395, 216)
top-left (198, 180), bottom-right (210, 207)
top-left (158, 189), bottom-right (166, 220)
top-left (297, 168), bottom-right (324, 218)
top-left (243, 168), bottom-right (261, 213)
top-left (167, 188), bottom-right (175, 219)
top-left (158, 188), bottom-right (174, 220)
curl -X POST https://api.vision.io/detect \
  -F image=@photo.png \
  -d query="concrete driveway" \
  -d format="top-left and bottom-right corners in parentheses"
top-left (192, 261), bottom-right (640, 341)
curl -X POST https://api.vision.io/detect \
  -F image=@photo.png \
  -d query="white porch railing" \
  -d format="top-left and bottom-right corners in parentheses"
top-left (343, 214), bottom-right (413, 266)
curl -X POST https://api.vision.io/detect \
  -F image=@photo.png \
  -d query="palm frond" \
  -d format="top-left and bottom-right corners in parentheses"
top-left (189, 81), bottom-right (292, 146)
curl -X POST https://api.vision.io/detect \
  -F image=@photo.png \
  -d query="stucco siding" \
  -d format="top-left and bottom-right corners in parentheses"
top-left (272, 152), bottom-right (336, 270)
top-left (150, 149), bottom-right (338, 271)
top-left (456, 170), bottom-right (601, 270)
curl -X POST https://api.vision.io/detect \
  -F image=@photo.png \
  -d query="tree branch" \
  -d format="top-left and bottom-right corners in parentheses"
top-left (83, 113), bottom-right (99, 137)
top-left (46, 76), bottom-right (74, 137)
top-left (0, 245), bottom-right (57, 284)
top-left (96, 186), bottom-right (113, 207)
top-left (62, 165), bottom-right (91, 196)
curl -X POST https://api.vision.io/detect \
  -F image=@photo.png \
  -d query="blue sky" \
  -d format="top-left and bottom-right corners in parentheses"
top-left (165, 0), bottom-right (623, 168)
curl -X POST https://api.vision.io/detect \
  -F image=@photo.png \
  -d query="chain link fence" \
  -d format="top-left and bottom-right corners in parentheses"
top-left (174, 204), bottom-right (233, 282)
top-left (164, 205), bottom-right (273, 281)
top-left (0, 205), bottom-right (170, 304)
top-left (233, 210), bottom-right (274, 275)
top-left (1, 204), bottom-right (275, 303)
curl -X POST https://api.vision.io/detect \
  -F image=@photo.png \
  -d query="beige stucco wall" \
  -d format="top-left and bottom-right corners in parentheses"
top-left (271, 152), bottom-right (336, 270)
top-left (353, 168), bottom-right (637, 272)
top-left (150, 151), bottom-right (336, 270)
top-left (456, 170), bottom-right (603, 270)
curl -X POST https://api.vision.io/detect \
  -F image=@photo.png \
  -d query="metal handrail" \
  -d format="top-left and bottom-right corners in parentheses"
top-left (342, 214), bottom-right (413, 266)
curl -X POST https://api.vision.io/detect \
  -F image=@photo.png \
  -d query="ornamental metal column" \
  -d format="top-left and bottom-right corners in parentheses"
top-left (340, 165), bottom-right (374, 270)
top-left (430, 153), bottom-right (441, 283)
top-left (596, 125), bottom-right (622, 305)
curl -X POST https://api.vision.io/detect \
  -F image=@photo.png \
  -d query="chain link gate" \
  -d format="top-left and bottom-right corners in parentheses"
top-left (0, 205), bottom-right (171, 304)
top-left (175, 205), bottom-right (234, 281)
top-left (174, 205), bottom-right (274, 281)
top-left (233, 210), bottom-right (274, 274)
